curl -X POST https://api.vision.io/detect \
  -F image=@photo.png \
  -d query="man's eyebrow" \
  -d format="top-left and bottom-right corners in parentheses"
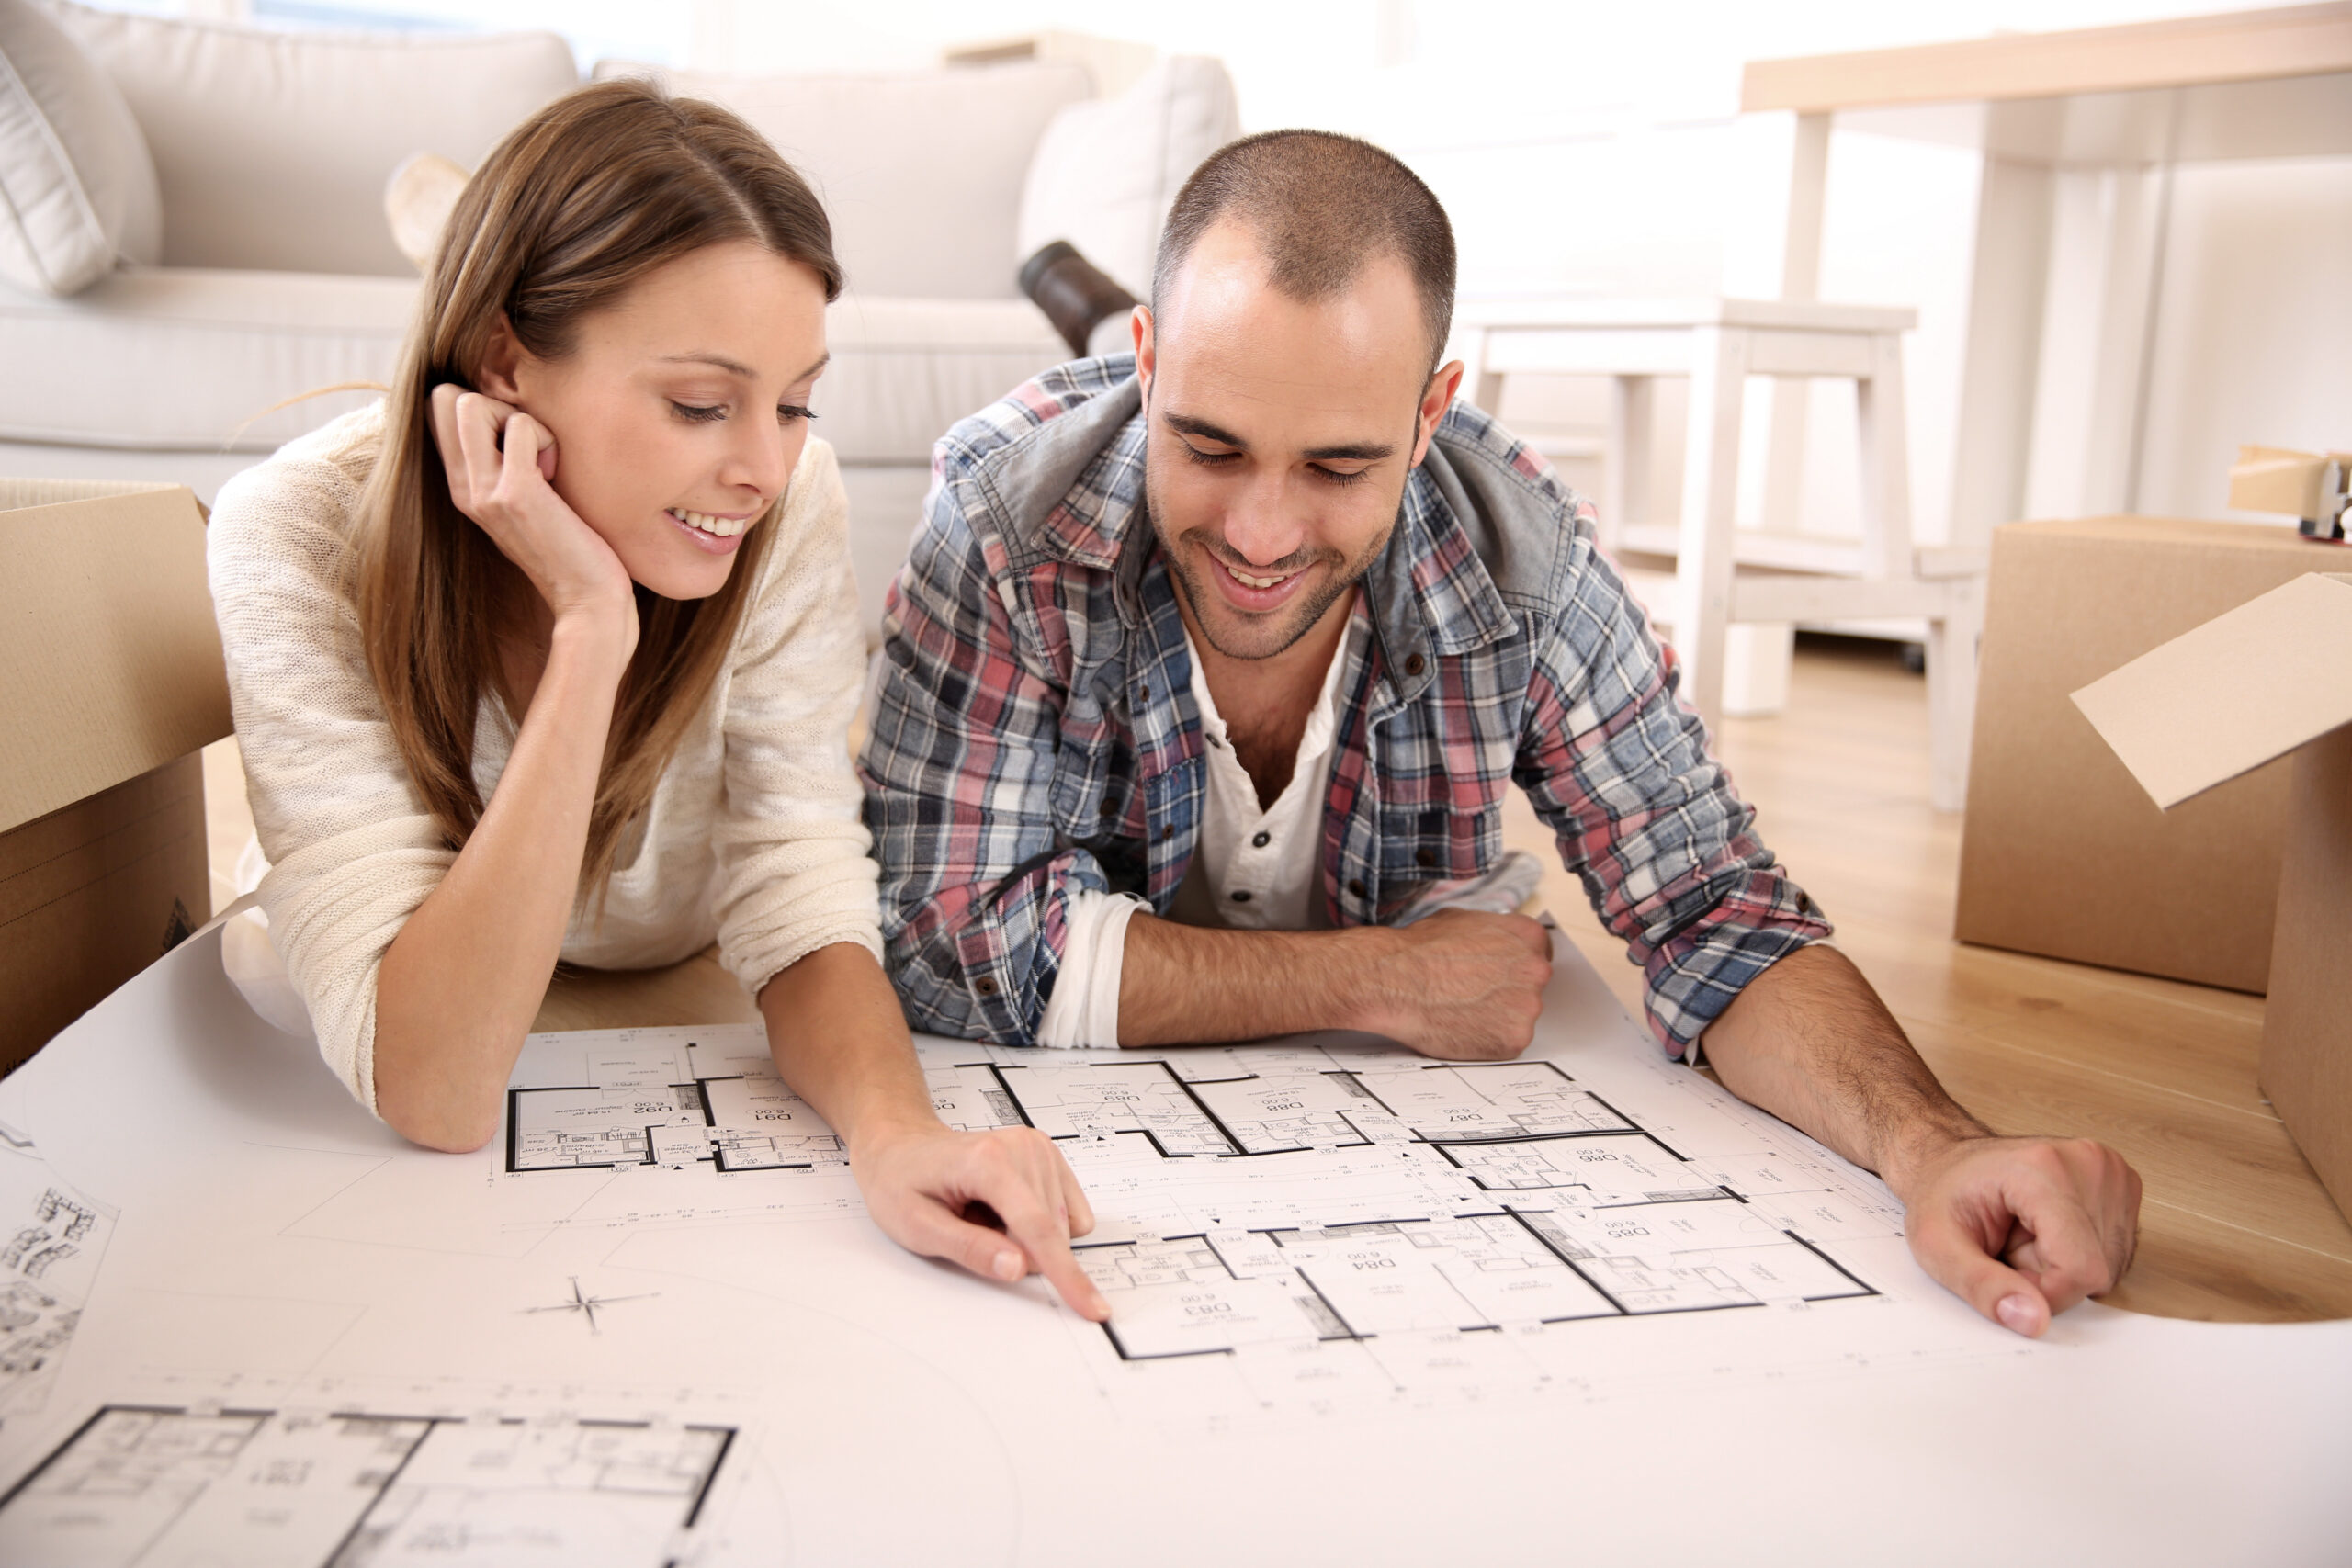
top-left (1164, 412), bottom-right (1394, 463)
top-left (1163, 412), bottom-right (1248, 449)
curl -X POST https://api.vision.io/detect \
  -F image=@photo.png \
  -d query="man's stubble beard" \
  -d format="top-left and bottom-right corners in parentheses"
top-left (1144, 462), bottom-right (1397, 664)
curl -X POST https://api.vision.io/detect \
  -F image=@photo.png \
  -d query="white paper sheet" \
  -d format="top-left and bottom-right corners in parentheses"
top-left (0, 926), bottom-right (2344, 1566)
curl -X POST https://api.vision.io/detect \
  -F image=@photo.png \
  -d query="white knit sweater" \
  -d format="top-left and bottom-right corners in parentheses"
top-left (209, 402), bottom-right (884, 1112)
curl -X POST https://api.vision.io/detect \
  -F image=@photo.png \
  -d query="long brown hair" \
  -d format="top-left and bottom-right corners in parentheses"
top-left (356, 79), bottom-right (842, 889)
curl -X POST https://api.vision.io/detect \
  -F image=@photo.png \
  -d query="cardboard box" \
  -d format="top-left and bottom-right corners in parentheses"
top-left (1956, 516), bottom-right (2346, 992)
top-left (0, 480), bottom-right (231, 1075)
top-left (2074, 572), bottom-right (2352, 1220)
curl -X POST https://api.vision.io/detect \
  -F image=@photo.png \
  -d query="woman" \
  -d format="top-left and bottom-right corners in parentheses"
top-left (209, 80), bottom-right (1105, 1321)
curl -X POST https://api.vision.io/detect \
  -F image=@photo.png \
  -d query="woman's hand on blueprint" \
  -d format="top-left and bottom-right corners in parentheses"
top-left (1898, 1134), bottom-right (2143, 1337)
top-left (852, 1122), bottom-right (1114, 1323)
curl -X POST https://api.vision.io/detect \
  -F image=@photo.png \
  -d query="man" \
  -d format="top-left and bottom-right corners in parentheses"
top-left (862, 130), bottom-right (2140, 1337)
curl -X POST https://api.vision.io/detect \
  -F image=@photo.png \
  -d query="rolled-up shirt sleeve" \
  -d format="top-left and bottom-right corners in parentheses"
top-left (712, 440), bottom-right (886, 998)
top-left (1516, 531), bottom-right (1832, 1057)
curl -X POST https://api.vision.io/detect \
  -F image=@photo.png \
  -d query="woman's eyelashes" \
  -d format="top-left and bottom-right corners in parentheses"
top-left (667, 400), bottom-right (819, 424)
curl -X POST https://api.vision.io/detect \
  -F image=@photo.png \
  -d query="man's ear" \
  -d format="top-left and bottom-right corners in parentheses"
top-left (475, 313), bottom-right (527, 402)
top-left (1411, 359), bottom-right (1465, 467)
top-left (1132, 305), bottom-right (1156, 404)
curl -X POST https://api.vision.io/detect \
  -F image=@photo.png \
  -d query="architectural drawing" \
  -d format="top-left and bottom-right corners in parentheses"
top-left (0, 1125), bottom-right (114, 1431)
top-left (0, 1403), bottom-right (733, 1567)
top-left (504, 1033), bottom-right (848, 1175)
top-left (489, 1025), bottom-right (1901, 1398)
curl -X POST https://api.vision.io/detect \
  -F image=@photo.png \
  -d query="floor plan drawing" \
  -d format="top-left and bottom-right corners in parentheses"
top-left (0, 1125), bottom-right (115, 1432)
top-left (504, 1030), bottom-right (851, 1176)
top-left (485, 1024), bottom-right (1908, 1413)
top-left (0, 1402), bottom-right (734, 1568)
top-left (0, 919), bottom-right (2342, 1568)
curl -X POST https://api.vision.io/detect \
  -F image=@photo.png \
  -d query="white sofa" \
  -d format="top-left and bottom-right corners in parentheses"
top-left (0, 1), bottom-right (1238, 637)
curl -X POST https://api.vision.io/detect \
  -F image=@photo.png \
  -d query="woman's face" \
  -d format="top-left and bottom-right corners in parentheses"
top-left (482, 240), bottom-right (831, 602)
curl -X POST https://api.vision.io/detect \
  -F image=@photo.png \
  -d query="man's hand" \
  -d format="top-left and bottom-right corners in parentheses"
top-left (1356, 908), bottom-right (1555, 1061)
top-left (849, 1121), bottom-right (1111, 1322)
top-left (1700, 944), bottom-right (2143, 1337)
top-left (1896, 1134), bottom-right (2142, 1337)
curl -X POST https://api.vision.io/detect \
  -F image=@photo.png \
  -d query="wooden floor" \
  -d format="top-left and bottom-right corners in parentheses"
top-left (200, 637), bottom-right (2352, 1324)
top-left (1521, 637), bottom-right (2352, 1325)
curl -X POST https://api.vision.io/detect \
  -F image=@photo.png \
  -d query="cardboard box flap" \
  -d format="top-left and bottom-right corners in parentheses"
top-left (2072, 572), bottom-right (2352, 810)
top-left (0, 487), bottom-right (232, 835)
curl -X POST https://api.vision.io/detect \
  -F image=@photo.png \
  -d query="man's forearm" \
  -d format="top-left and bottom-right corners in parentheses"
top-left (1115, 914), bottom-right (1396, 1045)
top-left (1698, 944), bottom-right (1986, 1201)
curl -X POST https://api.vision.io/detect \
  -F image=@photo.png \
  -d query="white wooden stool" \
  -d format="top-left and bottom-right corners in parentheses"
top-left (1450, 297), bottom-right (1984, 810)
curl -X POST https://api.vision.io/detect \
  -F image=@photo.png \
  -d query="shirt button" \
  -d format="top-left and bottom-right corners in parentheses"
top-left (1101, 795), bottom-right (1119, 817)
top-left (1416, 849), bottom-right (1436, 867)
top-left (973, 976), bottom-right (999, 998)
top-left (1347, 878), bottom-right (1366, 897)
top-left (1160, 824), bottom-right (1174, 841)
top-left (1138, 683), bottom-right (1150, 702)
top-left (1229, 890), bottom-right (1252, 903)
top-left (1251, 830), bottom-right (1270, 849)
top-left (1405, 652), bottom-right (1426, 677)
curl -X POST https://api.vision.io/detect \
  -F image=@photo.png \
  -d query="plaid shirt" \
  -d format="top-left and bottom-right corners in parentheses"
top-left (860, 356), bottom-right (1829, 1054)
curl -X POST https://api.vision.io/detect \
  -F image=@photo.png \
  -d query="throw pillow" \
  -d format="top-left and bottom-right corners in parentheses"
top-left (1014, 56), bottom-right (1241, 302)
top-left (0, 0), bottom-right (160, 296)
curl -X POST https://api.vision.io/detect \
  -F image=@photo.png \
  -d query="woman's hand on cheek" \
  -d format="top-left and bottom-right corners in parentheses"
top-left (429, 384), bottom-right (636, 639)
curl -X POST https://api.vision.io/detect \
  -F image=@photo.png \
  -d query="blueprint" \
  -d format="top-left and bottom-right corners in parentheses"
top-left (0, 924), bottom-right (2344, 1566)
top-left (0, 1401), bottom-right (733, 1567)
top-left (0, 1122), bottom-right (115, 1432)
top-left (474, 1015), bottom-right (1924, 1418)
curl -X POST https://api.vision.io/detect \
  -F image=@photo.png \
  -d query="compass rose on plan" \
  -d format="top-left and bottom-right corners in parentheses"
top-left (526, 1276), bottom-right (659, 1334)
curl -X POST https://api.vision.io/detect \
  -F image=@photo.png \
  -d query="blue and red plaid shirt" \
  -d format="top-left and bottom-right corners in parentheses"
top-left (859, 356), bottom-right (1829, 1054)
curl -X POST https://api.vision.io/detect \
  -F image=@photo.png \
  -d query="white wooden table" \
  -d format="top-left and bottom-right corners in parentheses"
top-left (1743, 3), bottom-right (2352, 566)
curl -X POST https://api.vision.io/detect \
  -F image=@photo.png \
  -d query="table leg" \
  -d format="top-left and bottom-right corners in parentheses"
top-left (1948, 140), bottom-right (2058, 562)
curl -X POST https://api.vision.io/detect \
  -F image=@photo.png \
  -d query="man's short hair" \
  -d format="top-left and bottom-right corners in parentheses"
top-left (1151, 130), bottom-right (1456, 371)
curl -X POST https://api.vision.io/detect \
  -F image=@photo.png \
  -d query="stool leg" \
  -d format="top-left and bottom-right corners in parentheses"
top-left (1674, 327), bottom-right (1748, 729)
top-left (1855, 331), bottom-right (1916, 581)
top-left (1927, 580), bottom-right (1983, 813)
top-left (1603, 375), bottom-right (1654, 554)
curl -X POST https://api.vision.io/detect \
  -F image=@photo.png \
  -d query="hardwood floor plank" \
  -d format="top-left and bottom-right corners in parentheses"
top-left (2106, 1201), bottom-right (2352, 1323)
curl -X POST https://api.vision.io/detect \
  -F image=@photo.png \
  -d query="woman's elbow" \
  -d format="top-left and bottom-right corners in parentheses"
top-left (372, 1061), bottom-right (504, 1154)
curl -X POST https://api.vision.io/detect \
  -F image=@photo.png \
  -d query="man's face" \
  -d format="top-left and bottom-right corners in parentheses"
top-left (1136, 220), bottom-right (1458, 661)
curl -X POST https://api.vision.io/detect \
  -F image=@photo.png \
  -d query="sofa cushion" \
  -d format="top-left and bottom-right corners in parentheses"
top-left (0, 267), bottom-right (1062, 467)
top-left (601, 59), bottom-right (1091, 300)
top-left (39, 2), bottom-right (576, 278)
top-left (1016, 56), bottom-right (1240, 300)
top-left (0, 0), bottom-right (159, 295)
top-left (0, 265), bottom-right (413, 450)
top-left (816, 297), bottom-right (1066, 464)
